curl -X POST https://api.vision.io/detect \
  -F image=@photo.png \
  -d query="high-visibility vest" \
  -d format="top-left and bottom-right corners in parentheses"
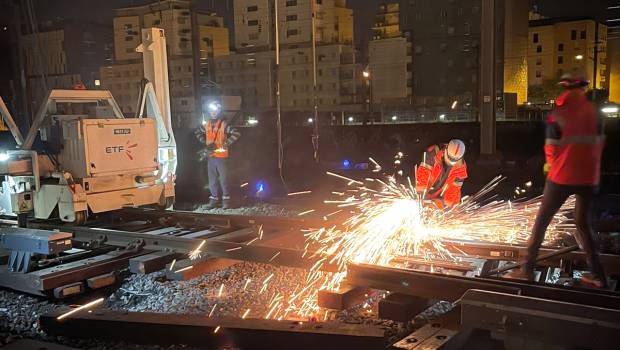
top-left (206, 119), bottom-right (229, 158)
top-left (415, 144), bottom-right (468, 208)
top-left (545, 90), bottom-right (604, 186)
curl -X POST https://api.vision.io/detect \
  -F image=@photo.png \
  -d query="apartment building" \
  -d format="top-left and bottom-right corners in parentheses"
top-left (528, 18), bottom-right (607, 93)
top-left (100, 0), bottom-right (230, 128)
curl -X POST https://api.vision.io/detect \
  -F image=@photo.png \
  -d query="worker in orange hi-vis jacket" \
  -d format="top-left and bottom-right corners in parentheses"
top-left (506, 70), bottom-right (607, 288)
top-left (415, 139), bottom-right (468, 209)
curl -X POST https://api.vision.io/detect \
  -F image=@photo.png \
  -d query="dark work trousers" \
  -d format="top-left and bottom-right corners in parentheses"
top-left (525, 180), bottom-right (606, 283)
top-left (207, 157), bottom-right (230, 200)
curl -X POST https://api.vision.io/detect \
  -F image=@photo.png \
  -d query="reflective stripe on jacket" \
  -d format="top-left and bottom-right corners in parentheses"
top-left (415, 144), bottom-right (468, 208)
top-left (206, 119), bottom-right (228, 158)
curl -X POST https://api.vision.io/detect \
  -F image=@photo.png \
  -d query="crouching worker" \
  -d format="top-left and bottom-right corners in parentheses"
top-left (415, 139), bottom-right (468, 209)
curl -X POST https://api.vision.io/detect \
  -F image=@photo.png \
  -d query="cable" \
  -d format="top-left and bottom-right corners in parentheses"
top-left (24, 0), bottom-right (48, 98)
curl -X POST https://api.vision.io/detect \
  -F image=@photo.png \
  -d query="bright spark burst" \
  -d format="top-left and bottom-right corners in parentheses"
top-left (189, 240), bottom-right (206, 260)
top-left (256, 172), bottom-right (576, 320)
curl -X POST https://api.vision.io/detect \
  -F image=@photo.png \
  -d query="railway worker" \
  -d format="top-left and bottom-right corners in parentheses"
top-left (415, 139), bottom-right (468, 209)
top-left (507, 70), bottom-right (607, 288)
top-left (195, 101), bottom-right (241, 210)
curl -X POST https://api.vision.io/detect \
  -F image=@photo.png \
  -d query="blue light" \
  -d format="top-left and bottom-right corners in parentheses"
top-left (342, 159), bottom-right (351, 169)
top-left (256, 181), bottom-right (265, 193)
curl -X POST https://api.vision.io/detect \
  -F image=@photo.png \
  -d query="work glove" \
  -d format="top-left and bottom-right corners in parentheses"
top-left (197, 149), bottom-right (210, 162)
top-left (543, 163), bottom-right (551, 175)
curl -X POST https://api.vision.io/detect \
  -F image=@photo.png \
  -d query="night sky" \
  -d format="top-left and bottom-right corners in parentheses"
top-left (30, 0), bottom-right (607, 52)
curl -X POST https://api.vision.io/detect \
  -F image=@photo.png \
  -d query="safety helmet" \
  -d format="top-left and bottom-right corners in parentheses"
top-left (445, 139), bottom-right (466, 165)
top-left (558, 70), bottom-right (589, 89)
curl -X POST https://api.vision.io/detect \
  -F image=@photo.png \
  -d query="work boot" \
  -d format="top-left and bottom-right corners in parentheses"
top-left (578, 273), bottom-right (607, 289)
top-left (222, 197), bottom-right (233, 210)
top-left (205, 197), bottom-right (220, 210)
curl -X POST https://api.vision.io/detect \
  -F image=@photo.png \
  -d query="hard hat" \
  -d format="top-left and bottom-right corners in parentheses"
top-left (445, 139), bottom-right (466, 164)
top-left (558, 69), bottom-right (589, 88)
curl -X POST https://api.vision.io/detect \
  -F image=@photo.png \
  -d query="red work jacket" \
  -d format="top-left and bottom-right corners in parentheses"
top-left (545, 90), bottom-right (605, 186)
top-left (415, 144), bottom-right (468, 208)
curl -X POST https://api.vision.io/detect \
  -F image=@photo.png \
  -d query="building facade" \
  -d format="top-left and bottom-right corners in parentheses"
top-left (368, 2), bottom-right (412, 107)
top-left (100, 0), bottom-right (230, 128)
top-left (21, 20), bottom-right (113, 114)
top-left (233, 0), bottom-right (353, 50)
top-left (607, 1), bottom-right (620, 103)
top-left (216, 0), bottom-right (359, 114)
top-left (528, 17), bottom-right (608, 101)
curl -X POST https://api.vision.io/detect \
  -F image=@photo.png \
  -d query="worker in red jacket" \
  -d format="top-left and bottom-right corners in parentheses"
top-left (507, 71), bottom-right (607, 288)
top-left (415, 139), bottom-right (468, 209)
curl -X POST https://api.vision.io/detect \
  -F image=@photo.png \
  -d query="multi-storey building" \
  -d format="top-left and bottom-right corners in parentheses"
top-left (368, 2), bottom-right (412, 108)
top-left (100, 0), bottom-right (230, 128)
top-left (233, 0), bottom-right (353, 50)
top-left (216, 0), bottom-right (358, 114)
top-left (528, 18), bottom-right (607, 98)
top-left (397, 0), bottom-right (528, 115)
top-left (607, 1), bottom-right (620, 103)
top-left (21, 20), bottom-right (113, 114)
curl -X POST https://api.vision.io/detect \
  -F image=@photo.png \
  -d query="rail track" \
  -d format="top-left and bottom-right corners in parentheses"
top-left (2, 207), bottom-right (620, 349)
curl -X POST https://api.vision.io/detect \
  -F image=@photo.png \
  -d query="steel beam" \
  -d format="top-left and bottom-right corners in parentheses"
top-left (347, 263), bottom-right (620, 310)
top-left (317, 285), bottom-right (370, 310)
top-left (116, 207), bottom-right (329, 230)
top-left (129, 251), bottom-right (180, 274)
top-left (28, 224), bottom-right (338, 272)
top-left (443, 240), bottom-right (620, 275)
top-left (0, 249), bottom-right (146, 296)
top-left (347, 263), bottom-right (520, 302)
top-left (460, 289), bottom-right (620, 349)
top-left (39, 309), bottom-right (385, 350)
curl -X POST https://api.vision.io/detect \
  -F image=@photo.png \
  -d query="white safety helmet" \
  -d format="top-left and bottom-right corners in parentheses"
top-left (445, 139), bottom-right (466, 165)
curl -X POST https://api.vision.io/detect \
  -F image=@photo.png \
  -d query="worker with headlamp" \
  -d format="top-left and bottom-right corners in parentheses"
top-left (194, 100), bottom-right (241, 209)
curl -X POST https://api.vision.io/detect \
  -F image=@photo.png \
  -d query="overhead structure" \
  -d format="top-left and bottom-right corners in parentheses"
top-left (0, 28), bottom-right (176, 225)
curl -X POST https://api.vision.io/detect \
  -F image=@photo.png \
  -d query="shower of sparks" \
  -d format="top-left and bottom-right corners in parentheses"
top-left (57, 298), bottom-right (104, 320)
top-left (251, 171), bottom-right (577, 320)
top-left (241, 308), bottom-right (251, 319)
top-left (217, 283), bottom-right (225, 297)
top-left (208, 303), bottom-right (217, 318)
top-left (189, 240), bottom-right (206, 260)
top-left (269, 251), bottom-right (281, 262)
top-left (226, 246), bottom-right (242, 252)
top-left (169, 259), bottom-right (176, 271)
top-left (243, 278), bottom-right (252, 291)
top-left (174, 266), bottom-right (193, 273)
top-left (257, 225), bottom-right (264, 240)
top-left (288, 191), bottom-right (312, 196)
top-left (298, 209), bottom-right (315, 216)
top-left (213, 326), bottom-right (221, 333)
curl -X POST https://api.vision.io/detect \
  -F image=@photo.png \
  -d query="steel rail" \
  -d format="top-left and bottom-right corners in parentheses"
top-left (27, 223), bottom-right (339, 272)
top-left (346, 263), bottom-right (620, 310)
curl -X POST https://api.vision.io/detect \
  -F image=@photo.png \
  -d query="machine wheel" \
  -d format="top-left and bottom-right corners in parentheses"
top-left (73, 210), bottom-right (88, 225)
